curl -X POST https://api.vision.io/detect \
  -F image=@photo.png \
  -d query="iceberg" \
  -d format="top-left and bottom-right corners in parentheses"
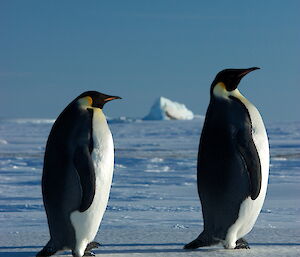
top-left (143, 96), bottom-right (194, 120)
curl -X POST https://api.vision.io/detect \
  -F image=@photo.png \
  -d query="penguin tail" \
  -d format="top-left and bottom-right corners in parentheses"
top-left (184, 231), bottom-right (218, 249)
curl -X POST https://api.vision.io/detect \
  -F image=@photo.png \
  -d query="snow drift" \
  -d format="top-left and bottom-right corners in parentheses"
top-left (143, 97), bottom-right (194, 120)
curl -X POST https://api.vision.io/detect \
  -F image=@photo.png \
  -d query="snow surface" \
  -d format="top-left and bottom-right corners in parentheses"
top-left (0, 118), bottom-right (300, 257)
top-left (143, 97), bottom-right (194, 120)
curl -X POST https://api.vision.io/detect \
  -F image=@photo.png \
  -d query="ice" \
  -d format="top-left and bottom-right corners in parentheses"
top-left (143, 97), bottom-right (194, 120)
top-left (0, 139), bottom-right (7, 145)
top-left (0, 118), bottom-right (299, 256)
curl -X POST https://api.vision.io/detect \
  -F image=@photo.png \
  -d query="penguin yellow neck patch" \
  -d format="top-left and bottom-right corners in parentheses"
top-left (213, 82), bottom-right (250, 106)
top-left (78, 96), bottom-right (93, 107)
top-left (213, 82), bottom-right (246, 102)
top-left (213, 82), bottom-right (228, 98)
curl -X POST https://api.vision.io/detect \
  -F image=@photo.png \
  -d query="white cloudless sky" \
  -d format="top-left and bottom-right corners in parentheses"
top-left (1, 0), bottom-right (299, 122)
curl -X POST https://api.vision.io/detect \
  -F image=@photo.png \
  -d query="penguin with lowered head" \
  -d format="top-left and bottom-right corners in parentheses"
top-left (37, 91), bottom-right (121, 257)
top-left (184, 67), bottom-right (269, 250)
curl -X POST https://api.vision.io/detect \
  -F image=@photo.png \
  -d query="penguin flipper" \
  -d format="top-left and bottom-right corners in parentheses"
top-left (237, 129), bottom-right (262, 200)
top-left (74, 145), bottom-right (96, 212)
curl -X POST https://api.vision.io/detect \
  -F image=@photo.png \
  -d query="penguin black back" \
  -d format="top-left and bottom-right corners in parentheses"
top-left (38, 91), bottom-right (121, 257)
top-left (185, 67), bottom-right (268, 250)
top-left (198, 95), bottom-right (256, 238)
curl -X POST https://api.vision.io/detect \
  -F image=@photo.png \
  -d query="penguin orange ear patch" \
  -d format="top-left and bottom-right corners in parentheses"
top-left (86, 96), bottom-right (93, 106)
top-left (217, 82), bottom-right (226, 89)
top-left (79, 96), bottom-right (93, 106)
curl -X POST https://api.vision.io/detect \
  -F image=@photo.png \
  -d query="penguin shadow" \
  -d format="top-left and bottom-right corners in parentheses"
top-left (251, 242), bottom-right (300, 246)
top-left (95, 242), bottom-right (300, 255)
top-left (0, 244), bottom-right (187, 257)
top-left (0, 245), bottom-right (41, 257)
top-left (1, 242), bottom-right (299, 256)
top-left (0, 244), bottom-right (218, 257)
top-left (94, 243), bottom-right (220, 254)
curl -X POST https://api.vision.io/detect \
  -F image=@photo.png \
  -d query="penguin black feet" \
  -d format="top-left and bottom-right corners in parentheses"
top-left (235, 238), bottom-right (250, 249)
top-left (85, 241), bottom-right (101, 251)
top-left (36, 246), bottom-right (57, 257)
top-left (184, 232), bottom-right (218, 249)
top-left (83, 241), bottom-right (101, 256)
top-left (83, 251), bottom-right (95, 257)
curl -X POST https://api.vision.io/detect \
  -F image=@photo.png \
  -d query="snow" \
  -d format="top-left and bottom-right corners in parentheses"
top-left (0, 118), bottom-right (300, 257)
top-left (143, 97), bottom-right (194, 120)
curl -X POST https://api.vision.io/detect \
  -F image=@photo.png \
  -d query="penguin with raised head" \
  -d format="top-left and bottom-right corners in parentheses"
top-left (184, 68), bottom-right (269, 250)
top-left (37, 91), bottom-right (121, 257)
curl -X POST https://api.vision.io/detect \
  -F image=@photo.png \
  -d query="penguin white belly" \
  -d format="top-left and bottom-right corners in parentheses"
top-left (224, 91), bottom-right (269, 248)
top-left (70, 109), bottom-right (114, 256)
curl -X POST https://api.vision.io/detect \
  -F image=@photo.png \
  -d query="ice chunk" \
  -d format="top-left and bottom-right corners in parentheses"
top-left (143, 96), bottom-right (194, 120)
top-left (0, 139), bottom-right (8, 144)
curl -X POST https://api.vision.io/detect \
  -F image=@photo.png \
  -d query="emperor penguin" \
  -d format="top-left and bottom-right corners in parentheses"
top-left (37, 91), bottom-right (121, 257)
top-left (184, 67), bottom-right (269, 250)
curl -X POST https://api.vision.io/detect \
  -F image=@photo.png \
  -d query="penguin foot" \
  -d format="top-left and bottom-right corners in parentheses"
top-left (83, 242), bottom-right (101, 256)
top-left (235, 238), bottom-right (250, 249)
top-left (85, 241), bottom-right (101, 252)
top-left (184, 232), bottom-right (218, 249)
top-left (83, 251), bottom-right (96, 257)
top-left (36, 246), bottom-right (57, 257)
top-left (72, 250), bottom-right (95, 257)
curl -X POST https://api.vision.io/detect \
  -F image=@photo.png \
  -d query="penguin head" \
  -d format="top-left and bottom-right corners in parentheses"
top-left (77, 91), bottom-right (121, 109)
top-left (211, 67), bottom-right (260, 97)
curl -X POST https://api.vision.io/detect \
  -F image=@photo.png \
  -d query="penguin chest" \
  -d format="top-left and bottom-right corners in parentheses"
top-left (70, 109), bottom-right (114, 253)
top-left (90, 110), bottom-right (115, 226)
top-left (224, 94), bottom-right (269, 248)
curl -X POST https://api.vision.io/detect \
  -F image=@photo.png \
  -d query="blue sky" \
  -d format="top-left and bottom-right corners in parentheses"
top-left (1, 1), bottom-right (299, 121)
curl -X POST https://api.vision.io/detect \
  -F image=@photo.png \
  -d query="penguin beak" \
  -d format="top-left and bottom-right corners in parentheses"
top-left (238, 67), bottom-right (260, 78)
top-left (104, 96), bottom-right (122, 102)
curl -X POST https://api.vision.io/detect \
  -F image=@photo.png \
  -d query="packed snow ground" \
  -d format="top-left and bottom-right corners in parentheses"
top-left (0, 118), bottom-right (299, 257)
